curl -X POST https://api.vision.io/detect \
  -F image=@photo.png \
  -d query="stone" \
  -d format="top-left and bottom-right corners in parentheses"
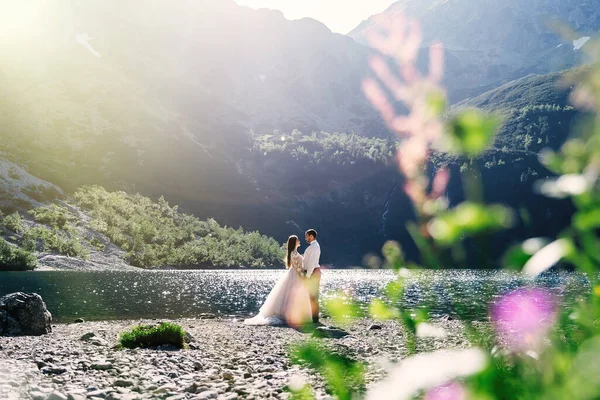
top-left (30, 392), bottom-right (46, 400)
top-left (91, 362), bottom-right (113, 371)
top-left (113, 380), bottom-right (134, 388)
top-left (368, 324), bottom-right (383, 330)
top-left (0, 292), bottom-right (52, 336)
top-left (80, 332), bottom-right (96, 341)
top-left (195, 391), bottom-right (218, 399)
top-left (66, 390), bottom-right (88, 400)
top-left (153, 384), bottom-right (177, 394)
top-left (86, 389), bottom-right (113, 398)
top-left (89, 338), bottom-right (109, 347)
top-left (74, 318), bottom-right (85, 324)
top-left (184, 332), bottom-right (195, 343)
top-left (222, 371), bottom-right (234, 381)
top-left (184, 383), bottom-right (198, 393)
top-left (312, 326), bottom-right (350, 339)
top-left (47, 391), bottom-right (68, 400)
top-left (41, 366), bottom-right (68, 375)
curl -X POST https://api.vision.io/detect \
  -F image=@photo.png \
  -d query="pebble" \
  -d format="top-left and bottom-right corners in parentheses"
top-left (0, 318), bottom-right (471, 399)
top-left (196, 390), bottom-right (218, 399)
top-left (91, 362), bottom-right (113, 371)
top-left (113, 379), bottom-right (134, 388)
top-left (47, 391), bottom-right (69, 400)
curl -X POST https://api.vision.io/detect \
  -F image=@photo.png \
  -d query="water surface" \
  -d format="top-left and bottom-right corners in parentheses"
top-left (0, 269), bottom-right (586, 322)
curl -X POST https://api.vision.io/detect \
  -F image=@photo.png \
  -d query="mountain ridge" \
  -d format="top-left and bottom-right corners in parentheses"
top-left (350, 0), bottom-right (597, 101)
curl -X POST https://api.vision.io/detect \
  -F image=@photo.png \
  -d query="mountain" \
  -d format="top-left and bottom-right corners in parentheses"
top-left (350, 0), bottom-right (598, 101)
top-left (0, 0), bottom-right (384, 137)
top-left (452, 68), bottom-right (584, 154)
top-left (0, 1), bottom-right (587, 267)
top-left (0, 0), bottom-right (387, 219)
top-left (0, 0), bottom-right (392, 266)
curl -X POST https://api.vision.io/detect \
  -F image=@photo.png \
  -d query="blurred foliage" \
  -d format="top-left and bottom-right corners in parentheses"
top-left (287, 34), bottom-right (600, 400)
top-left (290, 340), bottom-right (366, 400)
top-left (446, 110), bottom-right (501, 156)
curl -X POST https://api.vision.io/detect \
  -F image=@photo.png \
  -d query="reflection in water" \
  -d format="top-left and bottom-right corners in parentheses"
top-left (0, 270), bottom-right (587, 322)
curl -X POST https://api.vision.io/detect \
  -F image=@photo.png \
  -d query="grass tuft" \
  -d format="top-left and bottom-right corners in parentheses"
top-left (119, 322), bottom-right (186, 349)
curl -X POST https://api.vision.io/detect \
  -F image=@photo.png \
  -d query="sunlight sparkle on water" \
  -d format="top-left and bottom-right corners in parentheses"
top-left (0, 270), bottom-right (586, 322)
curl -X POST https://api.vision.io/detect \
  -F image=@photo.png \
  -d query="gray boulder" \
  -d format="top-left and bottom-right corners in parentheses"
top-left (0, 292), bottom-right (52, 336)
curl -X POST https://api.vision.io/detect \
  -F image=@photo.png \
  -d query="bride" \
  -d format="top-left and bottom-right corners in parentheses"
top-left (244, 235), bottom-right (313, 328)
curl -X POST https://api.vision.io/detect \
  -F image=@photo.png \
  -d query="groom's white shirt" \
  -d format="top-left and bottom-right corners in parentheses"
top-left (303, 240), bottom-right (321, 278)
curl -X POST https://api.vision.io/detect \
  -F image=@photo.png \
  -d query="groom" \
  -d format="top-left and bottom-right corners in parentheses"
top-left (303, 229), bottom-right (321, 323)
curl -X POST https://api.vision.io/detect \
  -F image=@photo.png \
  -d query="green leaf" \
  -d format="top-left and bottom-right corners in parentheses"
top-left (502, 245), bottom-right (535, 271)
top-left (323, 292), bottom-right (363, 326)
top-left (369, 299), bottom-right (400, 321)
top-left (428, 202), bottom-right (514, 247)
top-left (382, 240), bottom-right (404, 269)
top-left (447, 110), bottom-right (501, 156)
top-left (290, 341), bottom-right (365, 400)
top-left (574, 208), bottom-right (600, 231)
top-left (427, 90), bottom-right (447, 117)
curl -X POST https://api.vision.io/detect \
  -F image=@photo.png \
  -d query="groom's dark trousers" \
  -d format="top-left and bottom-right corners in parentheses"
top-left (307, 267), bottom-right (321, 323)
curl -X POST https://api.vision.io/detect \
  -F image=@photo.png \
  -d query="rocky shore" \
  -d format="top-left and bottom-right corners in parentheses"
top-left (0, 318), bottom-right (472, 400)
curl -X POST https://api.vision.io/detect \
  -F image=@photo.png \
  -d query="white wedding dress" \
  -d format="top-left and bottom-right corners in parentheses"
top-left (244, 251), bottom-right (313, 327)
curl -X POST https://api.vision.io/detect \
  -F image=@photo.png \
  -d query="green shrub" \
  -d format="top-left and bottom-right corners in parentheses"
top-left (88, 237), bottom-right (105, 251)
top-left (29, 204), bottom-right (73, 229)
top-left (2, 212), bottom-right (23, 233)
top-left (0, 237), bottom-right (37, 271)
top-left (119, 322), bottom-right (186, 349)
top-left (22, 226), bottom-right (88, 258)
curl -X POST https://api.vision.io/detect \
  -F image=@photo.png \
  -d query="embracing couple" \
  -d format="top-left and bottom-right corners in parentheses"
top-left (245, 229), bottom-right (321, 328)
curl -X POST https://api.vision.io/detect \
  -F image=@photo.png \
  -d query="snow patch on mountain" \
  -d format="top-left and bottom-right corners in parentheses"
top-left (573, 36), bottom-right (590, 50)
top-left (75, 33), bottom-right (101, 58)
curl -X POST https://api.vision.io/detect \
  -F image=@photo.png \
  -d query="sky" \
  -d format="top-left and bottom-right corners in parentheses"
top-left (234, 0), bottom-right (397, 34)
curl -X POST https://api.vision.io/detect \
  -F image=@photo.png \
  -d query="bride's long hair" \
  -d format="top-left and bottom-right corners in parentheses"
top-left (285, 235), bottom-right (299, 269)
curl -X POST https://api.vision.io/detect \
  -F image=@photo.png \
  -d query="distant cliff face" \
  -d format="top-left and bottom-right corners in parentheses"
top-left (350, 0), bottom-right (598, 100)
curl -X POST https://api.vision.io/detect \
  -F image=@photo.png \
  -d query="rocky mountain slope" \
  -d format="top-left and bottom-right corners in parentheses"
top-left (350, 0), bottom-right (598, 100)
top-left (0, 0), bottom-right (593, 266)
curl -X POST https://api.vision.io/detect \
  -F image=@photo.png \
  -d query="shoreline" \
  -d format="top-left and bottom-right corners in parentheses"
top-left (0, 318), bottom-right (473, 400)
